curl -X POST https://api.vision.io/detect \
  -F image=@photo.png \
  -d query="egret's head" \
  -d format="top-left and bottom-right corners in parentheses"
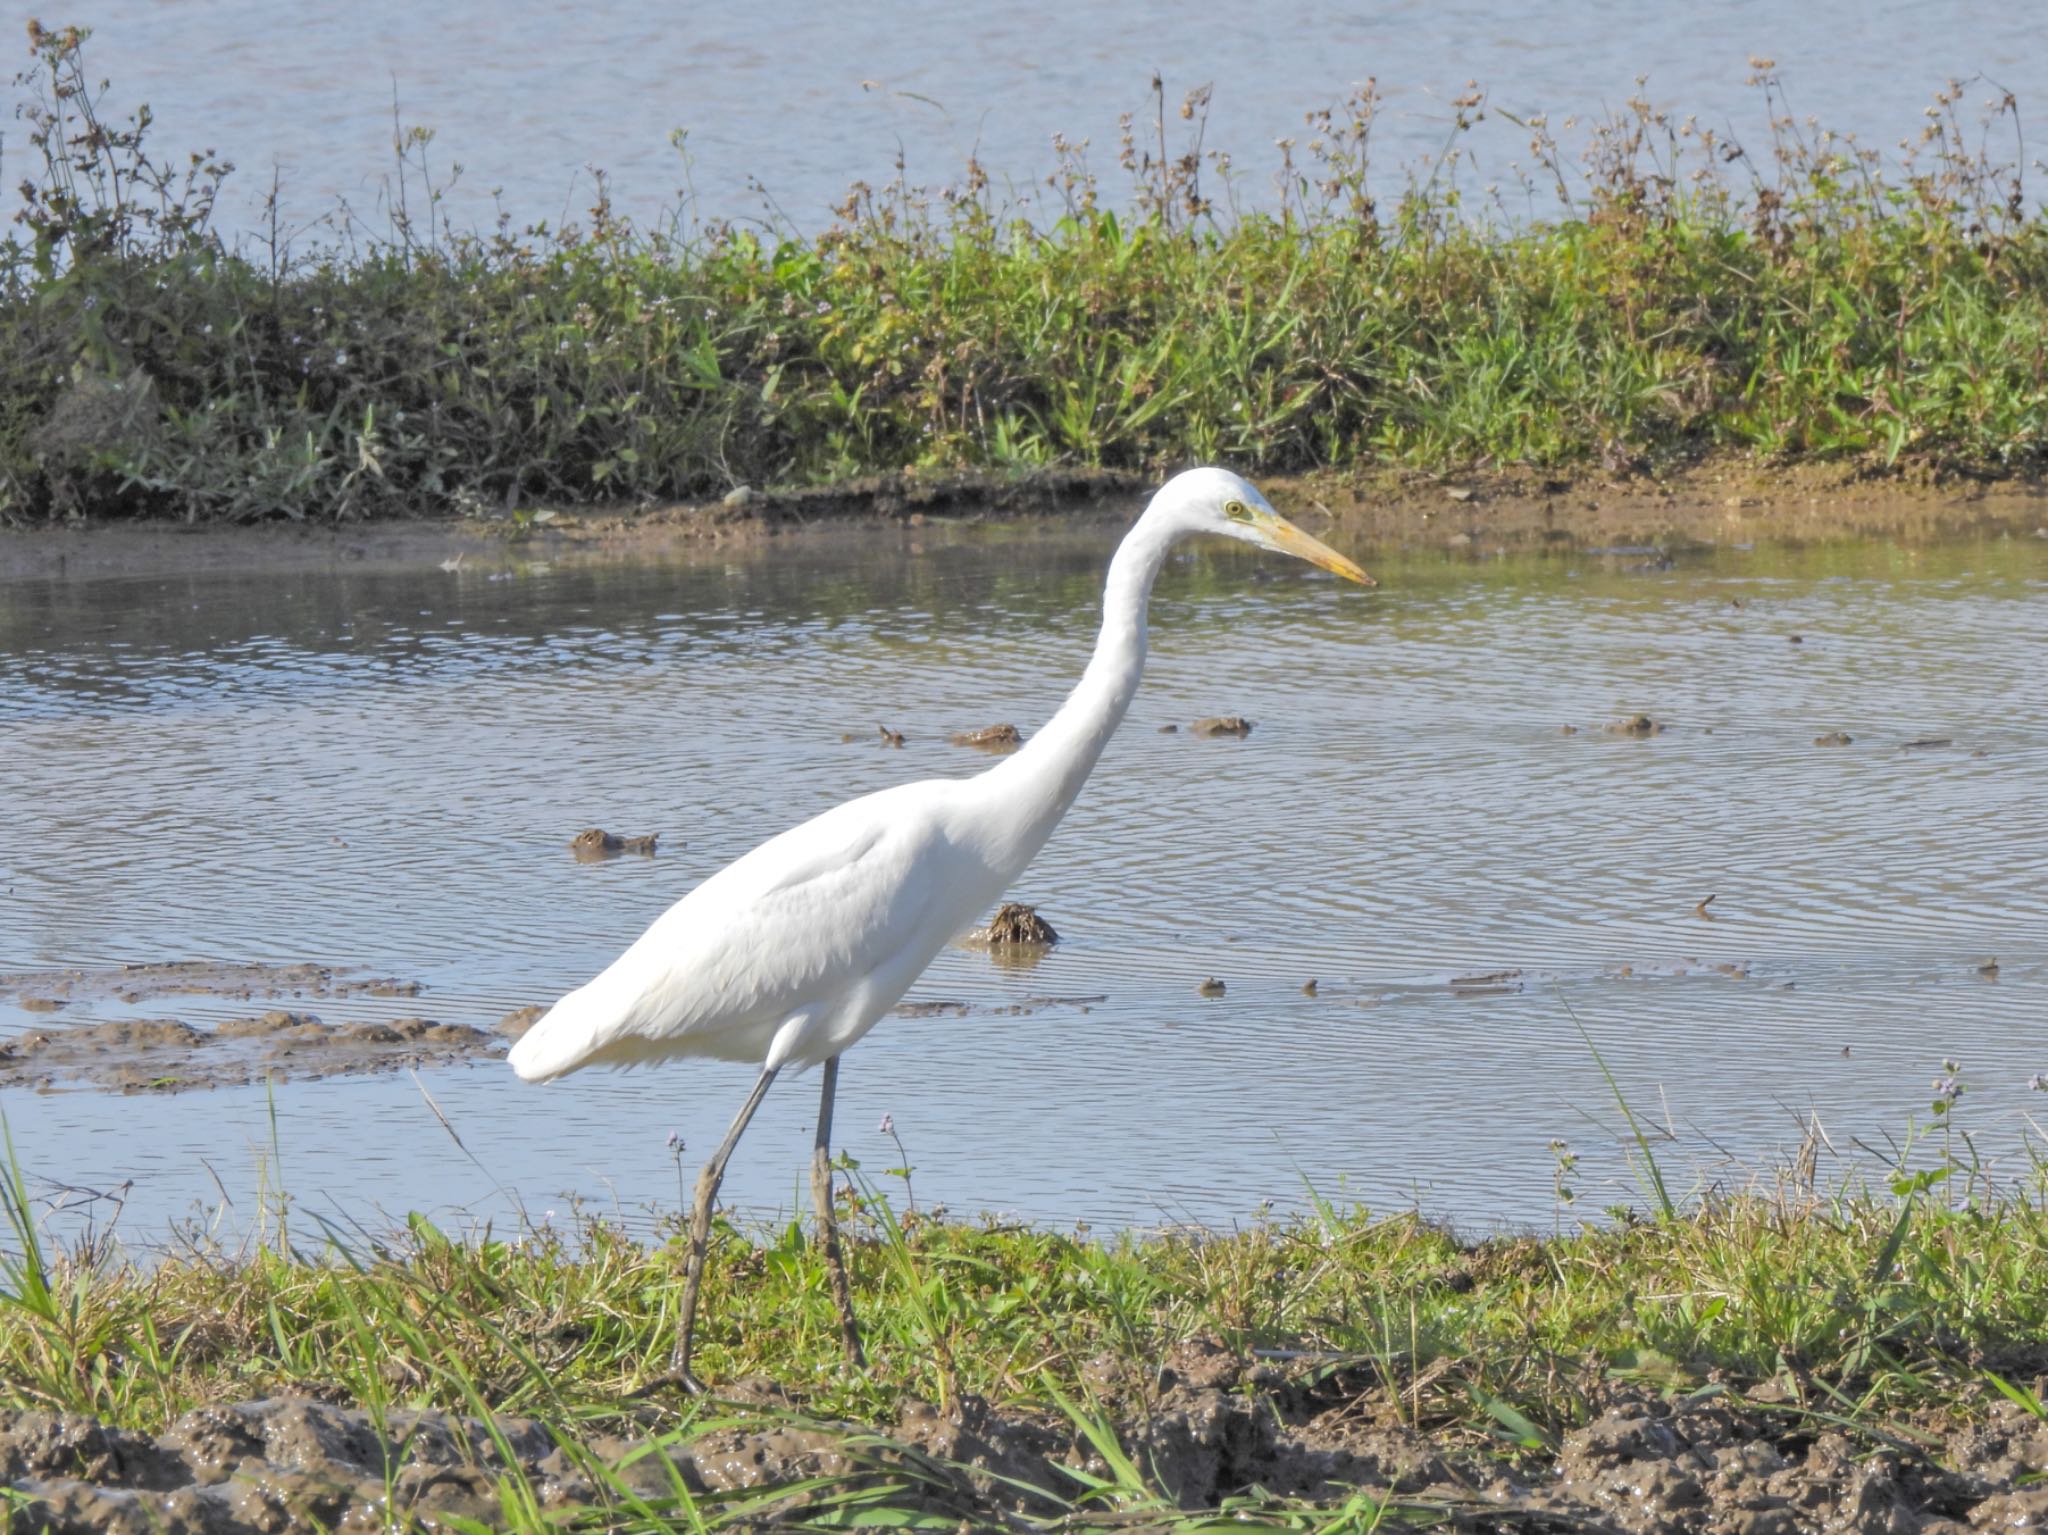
top-left (1156, 467), bottom-right (1375, 586)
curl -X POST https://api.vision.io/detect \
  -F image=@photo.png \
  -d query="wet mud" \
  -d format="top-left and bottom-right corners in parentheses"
top-left (0, 962), bottom-right (495, 1092)
top-left (0, 1011), bottom-right (497, 1093)
top-left (10, 1343), bottom-right (2047, 1532)
top-left (0, 972), bottom-right (1119, 1093)
top-left (486, 459), bottom-right (2048, 564)
top-left (14, 461), bottom-right (2039, 585)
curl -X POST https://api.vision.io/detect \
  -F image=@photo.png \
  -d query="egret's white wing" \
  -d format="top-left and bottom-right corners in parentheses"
top-left (509, 783), bottom-right (960, 1080)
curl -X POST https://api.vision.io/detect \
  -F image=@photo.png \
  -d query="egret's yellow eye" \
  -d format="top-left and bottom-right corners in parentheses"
top-left (1223, 500), bottom-right (1256, 523)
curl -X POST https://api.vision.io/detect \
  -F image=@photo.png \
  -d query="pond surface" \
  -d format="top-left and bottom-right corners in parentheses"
top-left (3, 518), bottom-right (2046, 1246)
top-left (22, 2), bottom-right (2047, 241)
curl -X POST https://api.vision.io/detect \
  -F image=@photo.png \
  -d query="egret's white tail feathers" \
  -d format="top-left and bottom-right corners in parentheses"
top-left (507, 984), bottom-right (614, 1082)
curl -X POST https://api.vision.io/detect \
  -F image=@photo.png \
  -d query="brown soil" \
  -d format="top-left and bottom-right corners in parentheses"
top-left (516, 459), bottom-right (2048, 556)
top-left (5, 459), bottom-right (2043, 582)
top-left (9, 1342), bottom-right (2045, 1532)
top-left (0, 1009), bottom-right (496, 1093)
top-left (1287, 458), bottom-right (2048, 555)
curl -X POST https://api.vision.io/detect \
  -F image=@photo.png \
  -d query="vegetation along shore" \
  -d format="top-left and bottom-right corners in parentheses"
top-left (6, 1121), bottom-right (2048, 1531)
top-left (4, 25), bottom-right (2047, 534)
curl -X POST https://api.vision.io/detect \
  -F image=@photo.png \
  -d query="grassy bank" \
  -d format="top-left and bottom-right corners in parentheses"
top-left (4, 28), bottom-right (2046, 527)
top-left (7, 1123), bottom-right (2048, 1528)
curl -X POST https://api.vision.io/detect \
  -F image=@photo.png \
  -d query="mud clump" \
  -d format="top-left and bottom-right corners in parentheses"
top-left (1605, 714), bottom-right (1667, 736)
top-left (965, 902), bottom-right (1059, 947)
top-left (495, 1003), bottom-right (548, 1037)
top-left (1190, 715), bottom-right (1255, 738)
top-left (570, 827), bottom-right (659, 860)
top-left (947, 722), bottom-right (1023, 753)
top-left (0, 1011), bottom-right (495, 1093)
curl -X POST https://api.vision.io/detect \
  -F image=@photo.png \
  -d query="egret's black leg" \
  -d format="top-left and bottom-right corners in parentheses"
top-left (669, 1063), bottom-right (779, 1392)
top-left (811, 1054), bottom-right (866, 1368)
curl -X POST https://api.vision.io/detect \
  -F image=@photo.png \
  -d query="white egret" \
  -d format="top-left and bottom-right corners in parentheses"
top-left (509, 466), bottom-right (1373, 1387)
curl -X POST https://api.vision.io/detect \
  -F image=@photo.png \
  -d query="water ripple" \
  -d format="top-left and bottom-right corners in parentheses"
top-left (3, 531), bottom-right (2044, 1239)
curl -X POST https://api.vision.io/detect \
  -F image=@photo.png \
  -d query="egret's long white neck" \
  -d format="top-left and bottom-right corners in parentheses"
top-left (969, 503), bottom-right (1181, 873)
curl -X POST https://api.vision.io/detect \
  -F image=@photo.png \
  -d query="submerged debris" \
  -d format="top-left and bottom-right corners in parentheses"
top-left (570, 828), bottom-right (660, 860)
top-left (966, 903), bottom-right (1060, 947)
top-left (948, 722), bottom-right (1023, 753)
top-left (1190, 716), bottom-right (1254, 738)
top-left (1449, 969), bottom-right (1523, 993)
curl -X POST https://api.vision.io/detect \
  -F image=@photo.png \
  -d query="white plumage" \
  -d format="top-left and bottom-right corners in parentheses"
top-left (507, 466), bottom-right (1374, 1389)
top-left (510, 781), bottom-right (1001, 1078)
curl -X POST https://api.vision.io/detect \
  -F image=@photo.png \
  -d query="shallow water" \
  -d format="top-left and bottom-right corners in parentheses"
top-left (3, 520), bottom-right (2047, 1244)
top-left (22, 2), bottom-right (2048, 241)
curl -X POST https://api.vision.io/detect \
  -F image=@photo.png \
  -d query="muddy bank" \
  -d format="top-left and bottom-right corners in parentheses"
top-left (0, 959), bottom-right (1117, 1092)
top-left (8, 1341), bottom-right (2045, 1531)
top-left (0, 1010), bottom-right (499, 1093)
top-left (4, 460), bottom-right (2043, 581)
top-left (0, 961), bottom-right (514, 1091)
top-left (622, 459), bottom-right (2048, 557)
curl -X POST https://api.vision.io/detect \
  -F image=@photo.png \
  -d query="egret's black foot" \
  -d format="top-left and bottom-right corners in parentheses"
top-left (628, 1364), bottom-right (708, 1399)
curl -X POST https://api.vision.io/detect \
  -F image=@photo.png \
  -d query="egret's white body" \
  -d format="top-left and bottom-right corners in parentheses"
top-left (507, 466), bottom-right (1372, 1386)
top-left (510, 779), bottom-right (1019, 1078)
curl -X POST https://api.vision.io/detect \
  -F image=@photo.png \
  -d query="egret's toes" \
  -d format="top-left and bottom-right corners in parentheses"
top-left (628, 1365), bottom-right (708, 1399)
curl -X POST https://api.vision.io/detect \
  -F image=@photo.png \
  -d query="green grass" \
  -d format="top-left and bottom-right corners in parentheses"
top-left (7, 1081), bottom-right (2048, 1527)
top-left (7, 1157), bottom-right (2048, 1447)
top-left (4, 30), bottom-right (2046, 524)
